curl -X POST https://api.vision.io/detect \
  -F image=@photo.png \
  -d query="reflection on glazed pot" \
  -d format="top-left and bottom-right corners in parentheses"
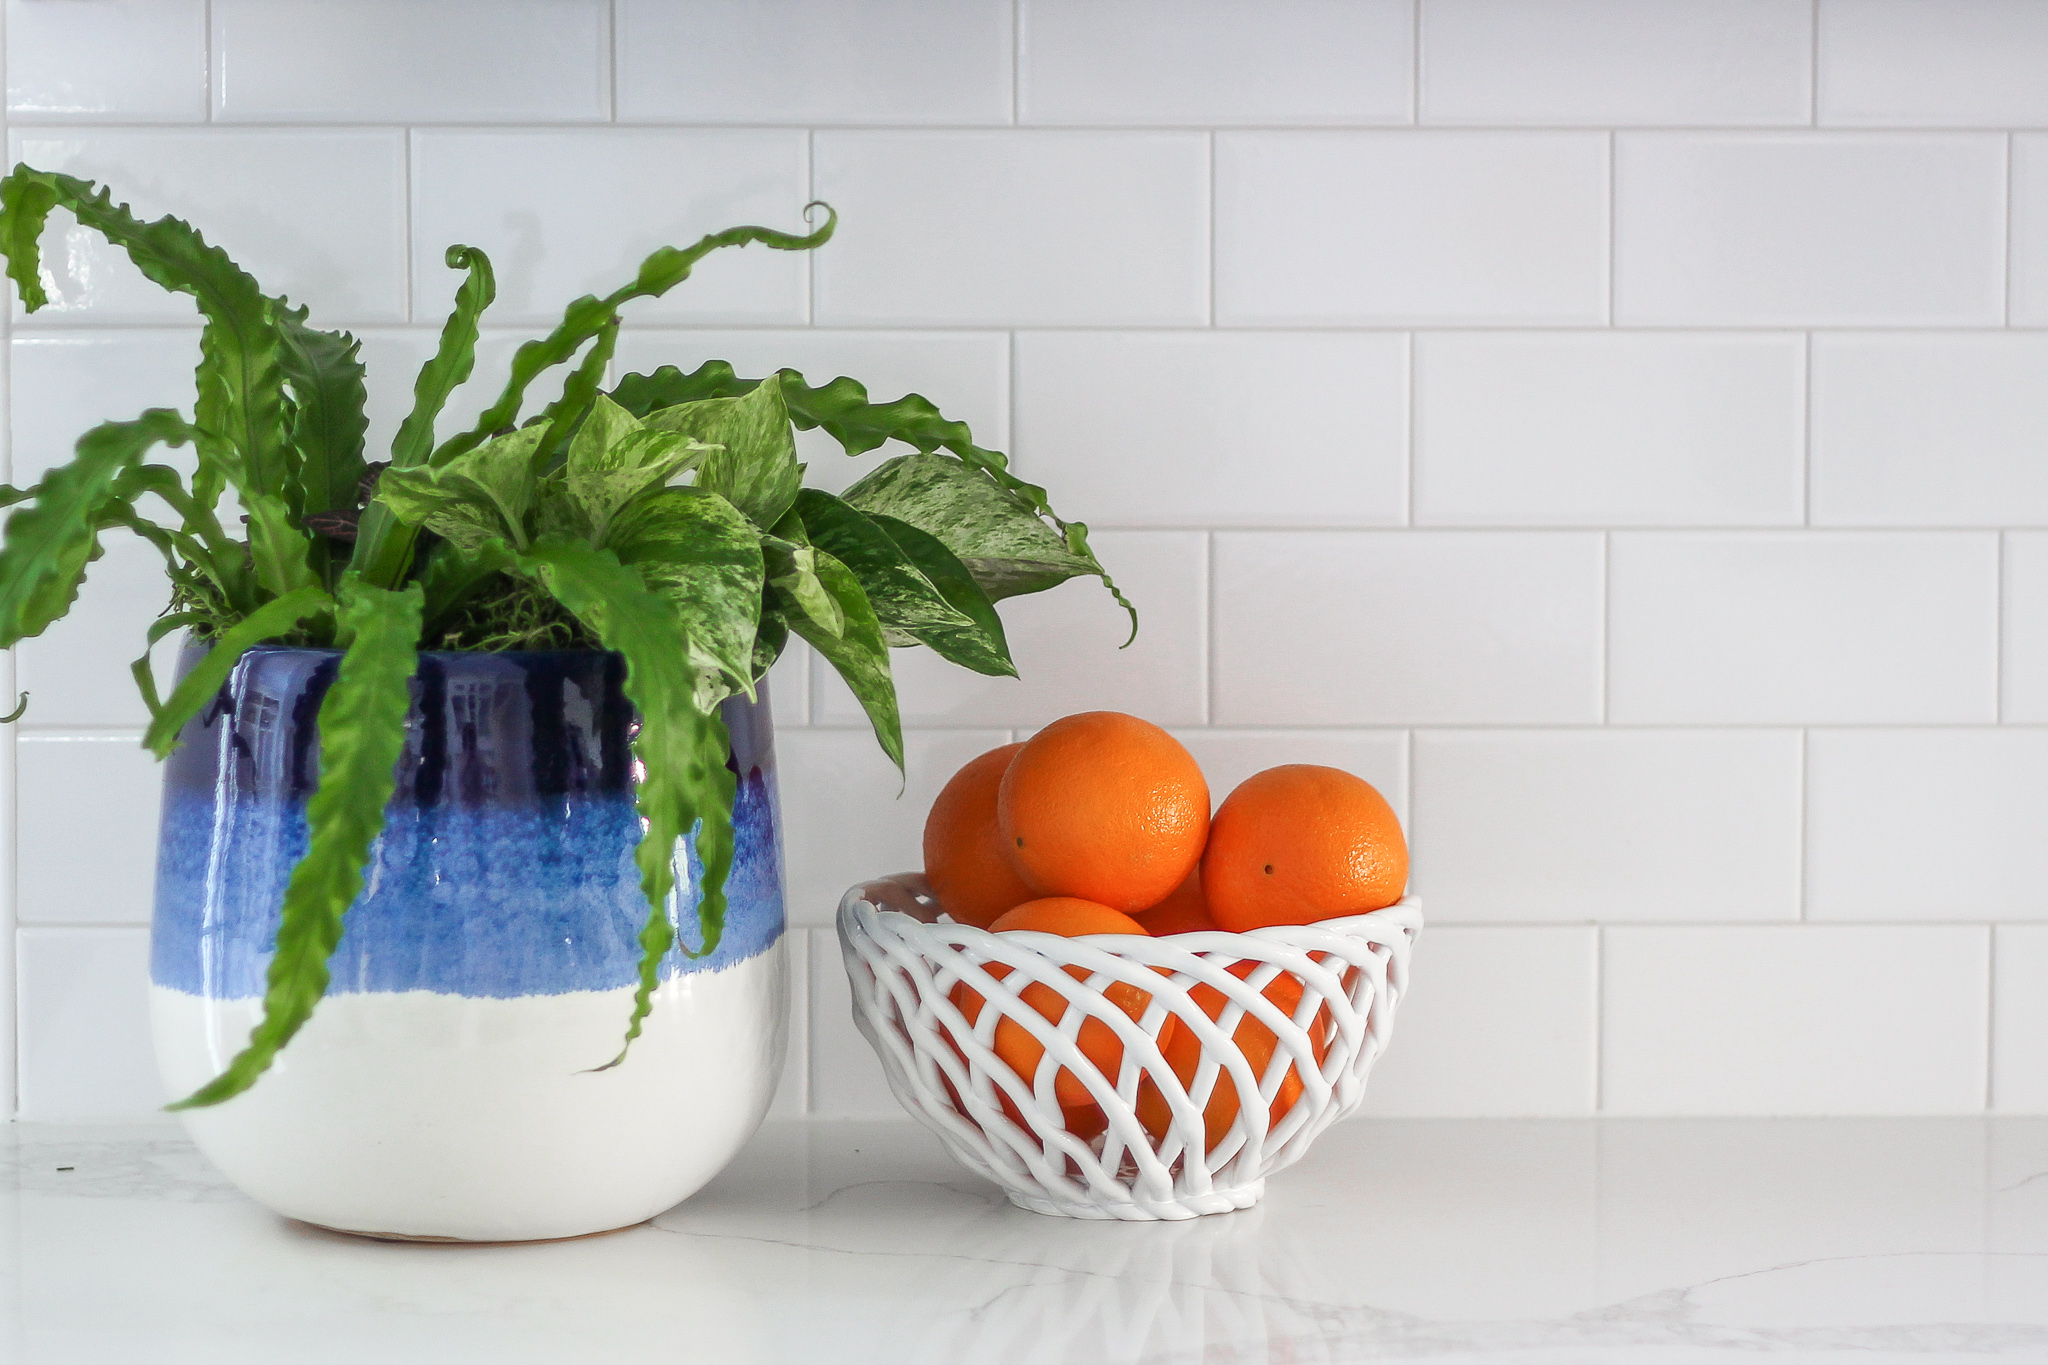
top-left (149, 646), bottom-right (787, 1242)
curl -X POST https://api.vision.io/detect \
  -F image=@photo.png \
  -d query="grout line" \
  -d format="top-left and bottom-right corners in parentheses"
top-left (204, 0), bottom-right (215, 121)
top-left (1010, 0), bottom-right (1021, 126)
top-left (786, 719), bottom-right (2042, 735)
top-left (8, 119), bottom-right (2037, 135)
top-left (1206, 131), bottom-right (1216, 328)
top-left (1599, 531), bottom-right (1611, 724)
top-left (2006, 132), bottom-right (2015, 328)
top-left (1998, 532), bottom-right (2008, 722)
top-left (805, 129), bottom-right (817, 326)
top-left (1403, 332), bottom-right (1416, 525)
top-left (1796, 729), bottom-right (1809, 921)
top-left (606, 0), bottom-right (619, 123)
top-left (1605, 131), bottom-right (1616, 325)
top-left (1409, 0), bottom-right (1421, 124)
top-left (1802, 331), bottom-right (1814, 525)
top-left (1202, 531), bottom-right (1216, 726)
top-left (21, 320), bottom-right (2048, 337)
top-left (1808, 0), bottom-right (1820, 125)
top-left (1985, 926), bottom-right (1998, 1111)
top-left (401, 129), bottom-right (415, 326)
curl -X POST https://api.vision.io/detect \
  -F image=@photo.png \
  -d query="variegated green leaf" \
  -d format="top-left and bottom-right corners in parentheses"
top-left (790, 488), bottom-right (988, 655)
top-left (564, 396), bottom-right (712, 543)
top-left (841, 452), bottom-right (1095, 602)
top-left (642, 374), bottom-right (799, 530)
top-left (776, 545), bottom-right (901, 772)
top-left (866, 511), bottom-right (1014, 678)
top-left (760, 506), bottom-right (840, 638)
top-left (609, 486), bottom-right (763, 699)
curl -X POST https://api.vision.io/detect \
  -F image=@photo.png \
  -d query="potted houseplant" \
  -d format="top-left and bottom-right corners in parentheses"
top-left (0, 166), bottom-right (1130, 1242)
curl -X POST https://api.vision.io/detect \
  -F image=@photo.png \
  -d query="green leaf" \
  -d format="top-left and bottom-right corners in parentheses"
top-left (274, 310), bottom-right (368, 585)
top-left (563, 396), bottom-right (711, 543)
top-left (609, 487), bottom-right (764, 699)
top-left (391, 245), bottom-right (495, 469)
top-left (642, 374), bottom-right (800, 529)
top-left (432, 208), bottom-right (835, 468)
top-left (776, 546), bottom-right (902, 772)
top-left (0, 167), bottom-right (297, 595)
top-left (791, 487), bottom-right (986, 651)
top-left (608, 361), bottom-right (1135, 637)
top-left (841, 452), bottom-right (1094, 601)
top-left (760, 507), bottom-right (840, 639)
top-left (141, 582), bottom-right (334, 759)
top-left (867, 511), bottom-right (1015, 678)
top-left (375, 426), bottom-right (546, 555)
top-left (0, 410), bottom-right (198, 648)
top-left (129, 610), bottom-right (208, 720)
top-left (517, 538), bottom-right (737, 1065)
top-left (169, 578), bottom-right (421, 1110)
top-left (751, 597), bottom-right (789, 683)
top-left (533, 311), bottom-right (620, 461)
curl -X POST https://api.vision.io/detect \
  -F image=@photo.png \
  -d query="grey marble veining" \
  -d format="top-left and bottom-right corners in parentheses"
top-left (2, 1116), bottom-right (2044, 1363)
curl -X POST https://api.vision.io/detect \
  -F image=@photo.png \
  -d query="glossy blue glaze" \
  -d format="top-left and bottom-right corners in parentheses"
top-left (150, 646), bottom-right (785, 1000)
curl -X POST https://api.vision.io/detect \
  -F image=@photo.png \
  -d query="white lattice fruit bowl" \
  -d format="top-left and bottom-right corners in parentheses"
top-left (837, 874), bottom-right (1421, 1221)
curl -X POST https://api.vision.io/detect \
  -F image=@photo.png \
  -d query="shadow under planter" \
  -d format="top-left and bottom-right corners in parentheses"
top-left (149, 645), bottom-right (787, 1242)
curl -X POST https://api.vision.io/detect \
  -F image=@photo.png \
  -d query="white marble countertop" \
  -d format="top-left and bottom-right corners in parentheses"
top-left (2, 1114), bottom-right (2044, 1363)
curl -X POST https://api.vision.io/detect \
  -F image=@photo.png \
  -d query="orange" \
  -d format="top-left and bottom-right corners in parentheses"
top-left (1134, 868), bottom-right (1219, 936)
top-left (941, 970), bottom-right (1106, 1140)
top-left (1137, 963), bottom-right (1331, 1151)
top-left (998, 712), bottom-right (1209, 912)
top-left (923, 742), bottom-right (1036, 929)
top-left (1203, 765), bottom-right (1407, 932)
top-left (951, 898), bottom-right (1172, 1110)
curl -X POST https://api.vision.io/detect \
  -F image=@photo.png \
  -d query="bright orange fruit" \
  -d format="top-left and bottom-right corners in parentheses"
top-left (923, 742), bottom-right (1036, 929)
top-left (1203, 765), bottom-right (1407, 932)
top-left (997, 712), bottom-right (1209, 912)
top-left (1137, 963), bottom-right (1330, 1151)
top-left (1134, 868), bottom-right (1219, 936)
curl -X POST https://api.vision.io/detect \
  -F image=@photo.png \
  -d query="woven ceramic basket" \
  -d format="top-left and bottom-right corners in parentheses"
top-left (837, 875), bottom-right (1421, 1221)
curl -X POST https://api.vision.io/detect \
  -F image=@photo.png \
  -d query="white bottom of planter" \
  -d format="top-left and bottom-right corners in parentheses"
top-left (151, 939), bottom-right (787, 1243)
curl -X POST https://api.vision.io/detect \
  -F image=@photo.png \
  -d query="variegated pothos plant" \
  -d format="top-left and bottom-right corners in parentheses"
top-left (0, 165), bottom-right (1131, 1108)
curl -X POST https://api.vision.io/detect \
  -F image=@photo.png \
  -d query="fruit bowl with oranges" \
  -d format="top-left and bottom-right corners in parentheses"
top-left (837, 712), bottom-right (1421, 1221)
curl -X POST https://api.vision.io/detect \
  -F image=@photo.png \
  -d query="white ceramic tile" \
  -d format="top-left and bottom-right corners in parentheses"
top-left (1421, 0), bottom-right (1812, 126)
top-left (1608, 532), bottom-right (1999, 724)
top-left (1602, 926), bottom-right (1990, 1115)
top-left (1216, 132), bottom-right (1608, 325)
top-left (1819, 0), bottom-right (2048, 126)
top-left (807, 926), bottom-right (897, 1118)
top-left (1212, 532), bottom-right (1604, 725)
top-left (16, 927), bottom-right (164, 1119)
top-left (813, 132), bottom-right (1208, 326)
top-left (1013, 332), bottom-right (1406, 527)
top-left (1412, 730), bottom-right (1802, 923)
top-left (1169, 730), bottom-right (1408, 823)
top-left (1019, 0), bottom-right (1412, 126)
top-left (2004, 533), bottom-right (2048, 722)
top-left (1413, 333), bottom-right (1804, 527)
top-left (1812, 335), bottom-right (2048, 527)
top-left (765, 640), bottom-right (811, 731)
top-left (813, 530), bottom-right (1206, 728)
top-left (769, 931), bottom-right (809, 1118)
top-left (1613, 134), bottom-right (2007, 326)
top-left (16, 737), bottom-right (160, 926)
top-left (7, 0), bottom-right (206, 121)
top-left (610, 329), bottom-right (1009, 497)
top-left (2004, 135), bottom-right (2048, 328)
top-left (13, 531), bottom-right (183, 730)
top-left (1361, 927), bottom-right (1597, 1116)
top-left (410, 131), bottom-right (811, 329)
top-left (1807, 730), bottom-right (2048, 922)
top-left (776, 728), bottom-right (1012, 928)
top-left (618, 0), bottom-right (1011, 125)
top-left (10, 333), bottom-right (202, 483)
top-left (8, 130), bottom-right (407, 326)
top-left (211, 0), bottom-right (607, 122)
top-left (1995, 926), bottom-right (2048, 1113)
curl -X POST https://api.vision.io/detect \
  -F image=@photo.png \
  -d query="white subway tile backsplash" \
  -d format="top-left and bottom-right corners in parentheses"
top-left (10, 333), bottom-right (202, 483)
top-left (1013, 331), bottom-right (1407, 527)
top-left (2004, 135), bottom-right (2048, 327)
top-left (1413, 333), bottom-right (1804, 527)
top-left (1994, 926), bottom-right (2048, 1113)
top-left (1169, 730), bottom-right (1408, 822)
top-left (2003, 533), bottom-right (2048, 722)
top-left (1613, 134), bottom-right (2007, 326)
top-left (1215, 132), bottom-right (1608, 325)
top-left (6, 0), bottom-right (206, 121)
top-left (1212, 532), bottom-right (1604, 725)
top-left (777, 728), bottom-right (1012, 927)
top-left (769, 931), bottom-right (810, 1118)
top-left (16, 737), bottom-right (159, 926)
top-left (8, 130), bottom-right (408, 326)
top-left (16, 928), bottom-right (163, 1119)
top-left (1421, 0), bottom-right (1812, 127)
top-left (211, 0), bottom-right (608, 123)
top-left (1412, 730), bottom-right (1802, 923)
top-left (1602, 926), bottom-right (1990, 1115)
top-left (1807, 730), bottom-right (2048, 922)
top-left (812, 132), bottom-right (1209, 326)
top-left (807, 926), bottom-right (895, 1118)
top-left (410, 130), bottom-right (811, 329)
top-left (610, 329), bottom-right (1009, 497)
top-left (1819, 0), bottom-right (2048, 126)
top-left (619, 0), bottom-right (1011, 126)
top-left (814, 530), bottom-right (1207, 729)
top-left (14, 532), bottom-right (183, 730)
top-left (1812, 335), bottom-right (2048, 527)
top-left (1608, 532), bottom-right (1999, 724)
top-left (1360, 927), bottom-right (1597, 1116)
top-left (1020, 0), bottom-right (1412, 126)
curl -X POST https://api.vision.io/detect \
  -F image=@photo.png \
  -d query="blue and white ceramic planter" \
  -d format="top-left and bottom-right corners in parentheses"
top-left (149, 645), bottom-right (787, 1242)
